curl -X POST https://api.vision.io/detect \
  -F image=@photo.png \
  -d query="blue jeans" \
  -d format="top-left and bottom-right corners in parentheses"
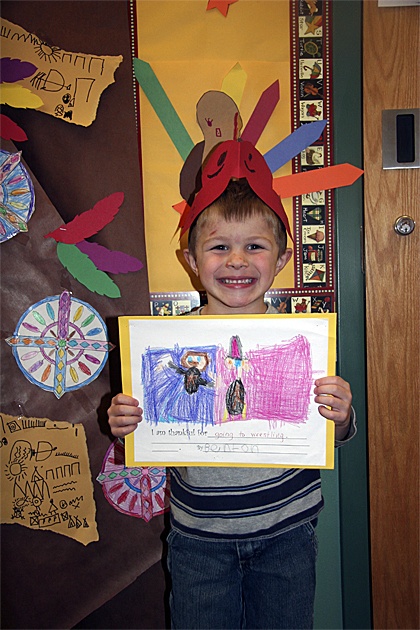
top-left (167, 521), bottom-right (318, 629)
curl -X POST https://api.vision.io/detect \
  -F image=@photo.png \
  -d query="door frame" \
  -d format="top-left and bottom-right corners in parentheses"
top-left (333, 2), bottom-right (372, 628)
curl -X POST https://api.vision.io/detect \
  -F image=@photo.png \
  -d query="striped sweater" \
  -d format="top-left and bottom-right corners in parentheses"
top-left (169, 304), bottom-right (356, 540)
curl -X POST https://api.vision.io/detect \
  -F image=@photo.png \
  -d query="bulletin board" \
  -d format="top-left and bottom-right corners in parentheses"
top-left (0, 2), bottom-right (163, 629)
top-left (132, 0), bottom-right (339, 316)
top-left (0, 3), bottom-right (363, 628)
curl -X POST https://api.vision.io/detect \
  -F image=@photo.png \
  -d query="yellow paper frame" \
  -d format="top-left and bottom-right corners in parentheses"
top-left (120, 313), bottom-right (336, 469)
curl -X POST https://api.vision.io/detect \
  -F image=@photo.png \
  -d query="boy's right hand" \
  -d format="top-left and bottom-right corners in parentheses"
top-left (107, 393), bottom-right (143, 438)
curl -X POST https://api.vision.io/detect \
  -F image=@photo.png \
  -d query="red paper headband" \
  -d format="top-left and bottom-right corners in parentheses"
top-left (178, 140), bottom-right (292, 240)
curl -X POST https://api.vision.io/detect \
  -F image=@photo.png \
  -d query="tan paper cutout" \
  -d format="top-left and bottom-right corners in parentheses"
top-left (0, 19), bottom-right (123, 126)
top-left (0, 413), bottom-right (99, 545)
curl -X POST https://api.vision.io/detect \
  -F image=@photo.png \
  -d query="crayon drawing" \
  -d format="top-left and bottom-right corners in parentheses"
top-left (0, 413), bottom-right (98, 545)
top-left (142, 344), bottom-right (217, 426)
top-left (120, 314), bottom-right (336, 469)
top-left (142, 334), bottom-right (312, 430)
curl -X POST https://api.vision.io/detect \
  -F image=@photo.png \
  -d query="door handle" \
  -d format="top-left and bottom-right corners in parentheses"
top-left (394, 216), bottom-right (416, 236)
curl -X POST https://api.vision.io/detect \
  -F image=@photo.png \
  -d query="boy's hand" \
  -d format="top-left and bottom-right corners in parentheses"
top-left (108, 393), bottom-right (143, 438)
top-left (314, 376), bottom-right (352, 441)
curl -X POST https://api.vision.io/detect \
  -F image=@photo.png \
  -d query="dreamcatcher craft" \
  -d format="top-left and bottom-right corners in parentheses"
top-left (6, 290), bottom-right (114, 398)
top-left (0, 149), bottom-right (35, 242)
top-left (97, 438), bottom-right (169, 522)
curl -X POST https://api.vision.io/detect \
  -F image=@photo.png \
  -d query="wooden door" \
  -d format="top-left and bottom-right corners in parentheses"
top-left (363, 3), bottom-right (419, 629)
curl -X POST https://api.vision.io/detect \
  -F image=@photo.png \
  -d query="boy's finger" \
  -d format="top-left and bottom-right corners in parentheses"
top-left (111, 422), bottom-right (139, 438)
top-left (111, 404), bottom-right (143, 418)
top-left (112, 393), bottom-right (139, 406)
top-left (314, 384), bottom-right (352, 403)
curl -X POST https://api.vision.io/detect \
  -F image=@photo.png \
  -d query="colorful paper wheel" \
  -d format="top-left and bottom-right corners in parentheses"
top-left (6, 291), bottom-right (114, 398)
top-left (97, 439), bottom-right (169, 522)
top-left (0, 149), bottom-right (35, 243)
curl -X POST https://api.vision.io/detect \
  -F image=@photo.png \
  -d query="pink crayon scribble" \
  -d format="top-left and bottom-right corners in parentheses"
top-left (215, 335), bottom-right (312, 426)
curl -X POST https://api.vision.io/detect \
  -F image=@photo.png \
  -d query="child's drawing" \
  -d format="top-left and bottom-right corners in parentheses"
top-left (168, 350), bottom-right (214, 395)
top-left (224, 336), bottom-right (249, 417)
top-left (121, 315), bottom-right (335, 469)
top-left (142, 344), bottom-right (217, 426)
top-left (142, 334), bottom-right (312, 428)
top-left (0, 413), bottom-right (98, 545)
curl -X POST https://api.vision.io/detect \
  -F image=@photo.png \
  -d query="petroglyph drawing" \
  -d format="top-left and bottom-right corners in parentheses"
top-left (1, 18), bottom-right (122, 126)
top-left (0, 414), bottom-right (98, 544)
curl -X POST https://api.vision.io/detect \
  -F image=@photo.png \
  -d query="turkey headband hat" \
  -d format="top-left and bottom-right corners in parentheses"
top-left (178, 140), bottom-right (293, 241)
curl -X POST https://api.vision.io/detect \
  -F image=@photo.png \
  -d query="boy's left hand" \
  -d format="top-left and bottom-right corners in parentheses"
top-left (314, 376), bottom-right (352, 441)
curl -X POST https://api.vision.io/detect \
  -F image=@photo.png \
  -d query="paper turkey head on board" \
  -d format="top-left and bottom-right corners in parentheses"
top-left (179, 91), bottom-right (242, 207)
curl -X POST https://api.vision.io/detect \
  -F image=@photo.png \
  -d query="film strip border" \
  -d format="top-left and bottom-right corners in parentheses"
top-left (150, 287), bottom-right (335, 316)
top-left (291, 0), bottom-right (335, 301)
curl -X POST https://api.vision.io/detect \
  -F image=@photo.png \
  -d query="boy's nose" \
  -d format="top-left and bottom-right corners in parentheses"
top-left (226, 251), bottom-right (248, 268)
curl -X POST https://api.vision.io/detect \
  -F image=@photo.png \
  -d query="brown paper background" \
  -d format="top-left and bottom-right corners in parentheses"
top-left (1, 2), bottom-right (166, 628)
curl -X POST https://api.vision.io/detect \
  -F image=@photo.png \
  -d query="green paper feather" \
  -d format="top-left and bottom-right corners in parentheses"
top-left (57, 242), bottom-right (121, 298)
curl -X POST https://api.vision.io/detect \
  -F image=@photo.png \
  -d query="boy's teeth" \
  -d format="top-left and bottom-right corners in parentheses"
top-left (223, 278), bottom-right (252, 284)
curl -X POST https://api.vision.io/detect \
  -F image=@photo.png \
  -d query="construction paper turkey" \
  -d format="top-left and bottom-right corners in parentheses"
top-left (178, 139), bottom-right (292, 240)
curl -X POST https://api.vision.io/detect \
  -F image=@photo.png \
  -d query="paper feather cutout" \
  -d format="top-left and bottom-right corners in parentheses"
top-left (57, 242), bottom-right (121, 298)
top-left (264, 120), bottom-right (327, 173)
top-left (0, 114), bottom-right (28, 141)
top-left (241, 81), bottom-right (280, 146)
top-left (44, 192), bottom-right (124, 243)
top-left (44, 192), bottom-right (143, 297)
top-left (273, 164), bottom-right (363, 198)
top-left (0, 57), bottom-right (37, 83)
top-left (76, 240), bottom-right (144, 274)
top-left (0, 84), bottom-right (43, 109)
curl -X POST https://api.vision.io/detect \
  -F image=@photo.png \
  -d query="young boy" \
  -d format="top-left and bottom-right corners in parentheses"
top-left (108, 143), bottom-right (355, 629)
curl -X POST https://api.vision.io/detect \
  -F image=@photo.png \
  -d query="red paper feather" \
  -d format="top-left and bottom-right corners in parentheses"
top-left (44, 192), bottom-right (124, 243)
top-left (0, 114), bottom-right (28, 141)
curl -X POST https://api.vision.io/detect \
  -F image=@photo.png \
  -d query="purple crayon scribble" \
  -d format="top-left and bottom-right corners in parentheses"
top-left (142, 344), bottom-right (217, 427)
top-left (58, 290), bottom-right (71, 339)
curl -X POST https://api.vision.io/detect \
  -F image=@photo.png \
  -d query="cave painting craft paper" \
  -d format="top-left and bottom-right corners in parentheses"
top-left (0, 18), bottom-right (122, 126)
top-left (120, 314), bottom-right (336, 469)
top-left (0, 413), bottom-right (99, 545)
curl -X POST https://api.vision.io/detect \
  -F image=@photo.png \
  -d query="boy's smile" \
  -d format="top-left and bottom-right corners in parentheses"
top-left (184, 214), bottom-right (292, 315)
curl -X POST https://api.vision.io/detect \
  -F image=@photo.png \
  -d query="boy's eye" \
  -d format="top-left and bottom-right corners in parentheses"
top-left (247, 243), bottom-right (263, 250)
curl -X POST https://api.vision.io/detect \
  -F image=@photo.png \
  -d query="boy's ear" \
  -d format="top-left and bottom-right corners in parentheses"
top-left (183, 248), bottom-right (199, 276)
top-left (275, 247), bottom-right (293, 276)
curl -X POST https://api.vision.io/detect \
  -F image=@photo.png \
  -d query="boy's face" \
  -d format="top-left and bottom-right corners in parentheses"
top-left (184, 212), bottom-right (292, 315)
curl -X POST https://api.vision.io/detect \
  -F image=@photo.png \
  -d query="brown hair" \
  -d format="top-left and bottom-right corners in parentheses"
top-left (187, 178), bottom-right (287, 256)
